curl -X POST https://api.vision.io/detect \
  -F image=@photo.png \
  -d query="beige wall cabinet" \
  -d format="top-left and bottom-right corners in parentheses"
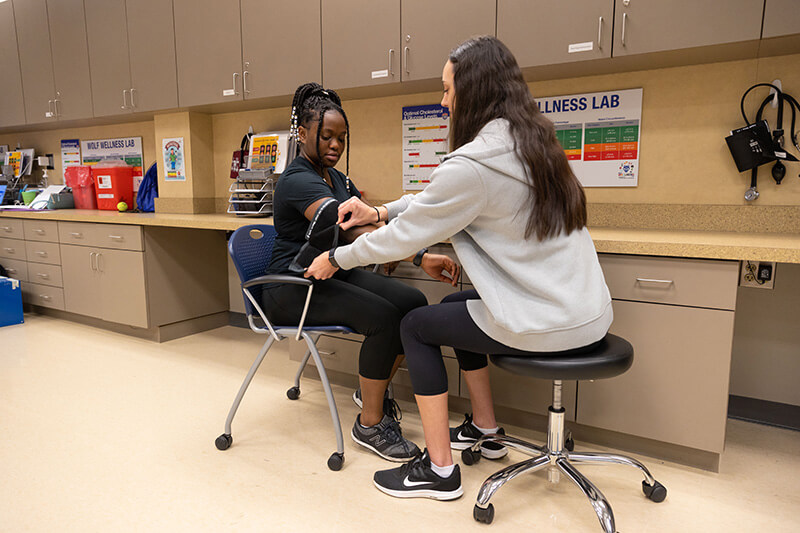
top-left (612, 0), bottom-right (764, 57)
top-left (498, 0), bottom-right (614, 68)
top-left (15, 0), bottom-right (93, 124)
top-left (762, 0), bottom-right (800, 38)
top-left (400, 0), bottom-right (495, 81)
top-left (0, 1), bottom-right (26, 128)
top-left (577, 254), bottom-right (739, 454)
top-left (240, 0), bottom-right (322, 99)
top-left (85, 0), bottom-right (179, 117)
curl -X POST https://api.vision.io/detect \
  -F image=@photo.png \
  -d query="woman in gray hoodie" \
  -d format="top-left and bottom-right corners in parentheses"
top-left (306, 36), bottom-right (612, 501)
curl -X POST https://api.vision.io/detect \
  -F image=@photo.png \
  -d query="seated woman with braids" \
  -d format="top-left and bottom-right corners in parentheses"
top-left (263, 82), bottom-right (460, 463)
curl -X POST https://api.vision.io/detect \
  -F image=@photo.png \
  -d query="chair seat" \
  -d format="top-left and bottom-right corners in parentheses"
top-left (489, 334), bottom-right (633, 381)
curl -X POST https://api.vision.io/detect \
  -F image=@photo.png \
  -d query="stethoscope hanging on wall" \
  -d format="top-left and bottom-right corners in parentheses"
top-left (730, 82), bottom-right (800, 201)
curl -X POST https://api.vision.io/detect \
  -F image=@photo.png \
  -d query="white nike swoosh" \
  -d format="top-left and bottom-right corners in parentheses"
top-left (456, 431), bottom-right (473, 442)
top-left (403, 476), bottom-right (432, 488)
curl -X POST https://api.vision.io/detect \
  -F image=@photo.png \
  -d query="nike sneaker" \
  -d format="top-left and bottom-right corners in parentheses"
top-left (450, 413), bottom-right (508, 459)
top-left (373, 449), bottom-right (463, 500)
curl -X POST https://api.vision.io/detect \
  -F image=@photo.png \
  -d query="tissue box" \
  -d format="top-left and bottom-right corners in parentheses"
top-left (0, 276), bottom-right (24, 327)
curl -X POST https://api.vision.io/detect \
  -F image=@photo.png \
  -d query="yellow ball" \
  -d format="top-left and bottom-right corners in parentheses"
top-left (117, 201), bottom-right (129, 212)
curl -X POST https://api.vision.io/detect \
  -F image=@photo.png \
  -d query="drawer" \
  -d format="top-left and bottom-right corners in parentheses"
top-left (27, 262), bottom-right (63, 288)
top-left (25, 241), bottom-right (61, 266)
top-left (1, 257), bottom-right (28, 282)
top-left (0, 218), bottom-right (25, 239)
top-left (59, 221), bottom-right (96, 246)
top-left (0, 237), bottom-right (26, 261)
top-left (598, 254), bottom-right (739, 310)
top-left (23, 219), bottom-right (59, 242)
top-left (23, 282), bottom-right (65, 310)
top-left (302, 333), bottom-right (362, 376)
top-left (94, 224), bottom-right (143, 251)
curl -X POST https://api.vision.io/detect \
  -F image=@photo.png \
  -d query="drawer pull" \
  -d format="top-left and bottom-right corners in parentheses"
top-left (36, 251), bottom-right (48, 257)
top-left (35, 228), bottom-right (45, 234)
top-left (6, 268), bottom-right (16, 274)
top-left (40, 295), bottom-right (52, 301)
top-left (318, 350), bottom-right (337, 358)
top-left (1, 226), bottom-right (11, 232)
top-left (108, 235), bottom-right (124, 241)
top-left (70, 232), bottom-right (84, 238)
top-left (37, 273), bottom-right (50, 279)
top-left (3, 247), bottom-right (15, 254)
top-left (635, 278), bottom-right (673, 286)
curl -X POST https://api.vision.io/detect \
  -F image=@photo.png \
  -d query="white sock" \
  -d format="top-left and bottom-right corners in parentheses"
top-left (473, 422), bottom-right (499, 435)
top-left (430, 461), bottom-right (455, 478)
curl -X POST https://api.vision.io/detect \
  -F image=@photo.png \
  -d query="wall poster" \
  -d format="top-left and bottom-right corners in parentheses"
top-left (401, 104), bottom-right (450, 191)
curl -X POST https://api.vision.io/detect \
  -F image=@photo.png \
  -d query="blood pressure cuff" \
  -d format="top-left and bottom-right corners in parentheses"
top-left (289, 198), bottom-right (340, 273)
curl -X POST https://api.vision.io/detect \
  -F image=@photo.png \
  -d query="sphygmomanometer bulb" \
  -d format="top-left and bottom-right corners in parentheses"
top-left (771, 160), bottom-right (786, 184)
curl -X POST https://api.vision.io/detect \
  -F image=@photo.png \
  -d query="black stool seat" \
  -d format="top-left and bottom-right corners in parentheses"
top-left (490, 334), bottom-right (633, 381)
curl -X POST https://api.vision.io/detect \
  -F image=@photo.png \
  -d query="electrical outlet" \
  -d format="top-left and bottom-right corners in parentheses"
top-left (740, 260), bottom-right (776, 289)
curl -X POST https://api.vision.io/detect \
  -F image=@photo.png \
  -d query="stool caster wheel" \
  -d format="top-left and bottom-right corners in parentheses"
top-left (473, 503), bottom-right (494, 524)
top-left (328, 452), bottom-right (344, 471)
top-left (286, 386), bottom-right (300, 400)
top-left (215, 433), bottom-right (232, 451)
top-left (564, 432), bottom-right (575, 452)
top-left (642, 480), bottom-right (667, 502)
top-left (461, 448), bottom-right (481, 465)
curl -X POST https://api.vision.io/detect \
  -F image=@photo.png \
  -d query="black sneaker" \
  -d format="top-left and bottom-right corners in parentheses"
top-left (352, 388), bottom-right (402, 421)
top-left (373, 449), bottom-right (463, 500)
top-left (450, 413), bottom-right (508, 459)
top-left (351, 414), bottom-right (420, 462)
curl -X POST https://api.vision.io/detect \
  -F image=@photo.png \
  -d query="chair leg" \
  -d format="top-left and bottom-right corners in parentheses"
top-left (567, 452), bottom-right (658, 487)
top-left (557, 458), bottom-right (616, 533)
top-left (292, 333), bottom-right (319, 389)
top-left (475, 454), bottom-right (550, 509)
top-left (474, 433), bottom-right (548, 458)
top-left (223, 336), bottom-right (276, 435)
top-left (303, 333), bottom-right (344, 457)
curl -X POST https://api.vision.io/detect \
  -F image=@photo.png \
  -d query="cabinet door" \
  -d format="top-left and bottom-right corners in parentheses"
top-left (577, 300), bottom-right (735, 453)
top-left (97, 249), bottom-right (148, 328)
top-left (174, 0), bottom-right (243, 107)
top-left (613, 0), bottom-right (764, 57)
top-left (762, 0), bottom-right (800, 38)
top-left (498, 0), bottom-right (613, 68)
top-left (85, 0), bottom-right (132, 117)
top-left (322, 0), bottom-right (401, 90)
top-left (14, 0), bottom-right (57, 124)
top-left (61, 244), bottom-right (102, 320)
top-left (47, 0), bottom-right (94, 120)
top-left (126, 0), bottom-right (179, 112)
top-left (0, 1), bottom-right (27, 127)
top-left (241, 0), bottom-right (321, 99)
top-left (401, 0), bottom-right (495, 81)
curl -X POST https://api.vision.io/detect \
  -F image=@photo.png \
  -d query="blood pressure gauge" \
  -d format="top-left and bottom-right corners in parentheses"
top-left (744, 186), bottom-right (760, 201)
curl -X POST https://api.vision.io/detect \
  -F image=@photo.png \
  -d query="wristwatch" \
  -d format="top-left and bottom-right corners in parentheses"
top-left (413, 248), bottom-right (428, 267)
top-left (328, 248), bottom-right (340, 268)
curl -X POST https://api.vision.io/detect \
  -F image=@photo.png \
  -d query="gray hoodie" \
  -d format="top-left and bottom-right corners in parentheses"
top-left (334, 119), bottom-right (613, 352)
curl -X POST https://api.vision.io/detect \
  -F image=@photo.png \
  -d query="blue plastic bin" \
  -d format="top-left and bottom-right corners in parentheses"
top-left (0, 276), bottom-right (24, 327)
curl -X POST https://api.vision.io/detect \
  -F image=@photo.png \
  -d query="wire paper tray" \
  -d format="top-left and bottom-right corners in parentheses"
top-left (228, 180), bottom-right (275, 194)
top-left (227, 203), bottom-right (272, 217)
top-left (228, 191), bottom-right (273, 204)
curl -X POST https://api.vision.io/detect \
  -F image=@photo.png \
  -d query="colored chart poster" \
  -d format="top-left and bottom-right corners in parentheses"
top-left (81, 137), bottom-right (144, 191)
top-left (536, 88), bottom-right (642, 187)
top-left (60, 139), bottom-right (82, 181)
top-left (249, 132), bottom-right (292, 174)
top-left (402, 104), bottom-right (450, 190)
top-left (162, 137), bottom-right (186, 181)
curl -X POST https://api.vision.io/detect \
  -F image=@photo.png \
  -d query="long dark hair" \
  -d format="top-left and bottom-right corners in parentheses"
top-left (449, 36), bottom-right (586, 241)
top-left (290, 82), bottom-right (351, 185)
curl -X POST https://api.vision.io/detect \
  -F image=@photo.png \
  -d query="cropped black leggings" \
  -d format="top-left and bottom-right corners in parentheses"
top-left (262, 269), bottom-right (427, 380)
top-left (400, 290), bottom-right (541, 396)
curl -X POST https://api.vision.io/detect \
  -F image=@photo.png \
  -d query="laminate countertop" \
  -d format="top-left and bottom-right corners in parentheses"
top-left (3, 209), bottom-right (800, 263)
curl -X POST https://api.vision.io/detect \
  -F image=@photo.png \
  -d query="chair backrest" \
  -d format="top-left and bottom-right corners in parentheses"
top-left (228, 225), bottom-right (277, 316)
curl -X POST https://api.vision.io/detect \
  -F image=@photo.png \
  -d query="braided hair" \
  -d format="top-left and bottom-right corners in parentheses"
top-left (290, 82), bottom-right (351, 193)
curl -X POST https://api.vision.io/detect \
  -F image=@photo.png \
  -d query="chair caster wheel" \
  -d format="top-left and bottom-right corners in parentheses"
top-left (564, 433), bottom-right (575, 452)
top-left (286, 387), bottom-right (300, 400)
top-left (461, 448), bottom-right (481, 465)
top-left (473, 503), bottom-right (494, 524)
top-left (215, 433), bottom-right (232, 450)
top-left (642, 479), bottom-right (667, 502)
top-left (328, 452), bottom-right (344, 471)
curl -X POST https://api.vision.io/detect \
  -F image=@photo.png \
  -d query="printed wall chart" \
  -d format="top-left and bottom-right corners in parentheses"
top-left (401, 105), bottom-right (450, 190)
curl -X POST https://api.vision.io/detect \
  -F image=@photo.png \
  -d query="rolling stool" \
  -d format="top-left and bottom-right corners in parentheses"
top-left (461, 334), bottom-right (666, 532)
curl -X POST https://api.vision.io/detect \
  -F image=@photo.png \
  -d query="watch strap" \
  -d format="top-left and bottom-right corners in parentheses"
top-left (413, 247), bottom-right (428, 267)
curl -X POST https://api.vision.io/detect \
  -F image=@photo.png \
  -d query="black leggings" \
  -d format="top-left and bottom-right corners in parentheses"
top-left (262, 269), bottom-right (427, 380)
top-left (400, 290), bottom-right (549, 395)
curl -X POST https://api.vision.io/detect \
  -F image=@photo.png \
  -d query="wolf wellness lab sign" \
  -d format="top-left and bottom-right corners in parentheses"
top-left (536, 88), bottom-right (643, 187)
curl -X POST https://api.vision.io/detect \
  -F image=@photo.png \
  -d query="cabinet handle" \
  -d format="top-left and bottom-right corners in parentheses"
top-left (6, 268), bottom-right (16, 274)
top-left (1, 226), bottom-right (11, 232)
top-left (597, 16), bottom-right (603, 49)
top-left (243, 63), bottom-right (250, 95)
top-left (121, 89), bottom-right (129, 110)
top-left (35, 228), bottom-right (45, 234)
top-left (3, 247), bottom-right (15, 253)
top-left (635, 278), bottom-right (673, 286)
top-left (54, 92), bottom-right (62, 117)
top-left (318, 350), bottom-right (336, 358)
top-left (40, 295), bottom-right (52, 301)
top-left (97, 252), bottom-right (104, 273)
top-left (130, 88), bottom-right (136, 109)
top-left (90, 251), bottom-right (97, 271)
top-left (37, 273), bottom-right (50, 280)
top-left (108, 235), bottom-right (123, 241)
top-left (36, 251), bottom-right (48, 257)
top-left (404, 47), bottom-right (410, 74)
top-left (622, 13), bottom-right (628, 46)
top-left (70, 232), bottom-right (83, 238)
top-left (388, 49), bottom-right (394, 76)
top-left (46, 99), bottom-right (55, 118)
top-left (232, 72), bottom-right (240, 96)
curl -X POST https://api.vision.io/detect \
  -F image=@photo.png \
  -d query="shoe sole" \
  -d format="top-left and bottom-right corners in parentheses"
top-left (373, 479), bottom-right (463, 501)
top-left (351, 428), bottom-right (417, 463)
top-left (451, 440), bottom-right (508, 460)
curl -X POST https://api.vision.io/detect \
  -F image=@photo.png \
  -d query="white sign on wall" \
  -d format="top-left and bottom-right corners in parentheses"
top-left (401, 104), bottom-right (450, 190)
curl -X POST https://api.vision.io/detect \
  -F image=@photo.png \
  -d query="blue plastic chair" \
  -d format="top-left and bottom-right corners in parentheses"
top-left (215, 224), bottom-right (354, 470)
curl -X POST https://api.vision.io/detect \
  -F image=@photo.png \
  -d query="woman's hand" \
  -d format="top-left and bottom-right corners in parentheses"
top-left (338, 197), bottom-right (379, 230)
top-left (304, 252), bottom-right (339, 280)
top-left (421, 253), bottom-right (460, 287)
